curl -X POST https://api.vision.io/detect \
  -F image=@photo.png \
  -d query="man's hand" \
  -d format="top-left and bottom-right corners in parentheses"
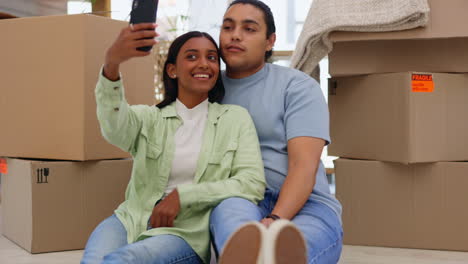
top-left (260, 218), bottom-right (275, 228)
top-left (150, 189), bottom-right (181, 228)
top-left (103, 23), bottom-right (159, 80)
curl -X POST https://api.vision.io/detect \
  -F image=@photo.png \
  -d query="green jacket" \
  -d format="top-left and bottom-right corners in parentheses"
top-left (95, 73), bottom-right (266, 263)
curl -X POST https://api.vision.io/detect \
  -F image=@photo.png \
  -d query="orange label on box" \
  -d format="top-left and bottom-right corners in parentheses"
top-left (412, 74), bottom-right (434, 92)
top-left (0, 159), bottom-right (7, 174)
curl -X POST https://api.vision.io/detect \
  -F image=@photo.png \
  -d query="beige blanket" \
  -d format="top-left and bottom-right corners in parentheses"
top-left (290, 0), bottom-right (430, 80)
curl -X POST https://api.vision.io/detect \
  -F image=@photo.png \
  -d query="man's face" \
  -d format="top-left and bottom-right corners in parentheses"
top-left (220, 3), bottom-right (275, 78)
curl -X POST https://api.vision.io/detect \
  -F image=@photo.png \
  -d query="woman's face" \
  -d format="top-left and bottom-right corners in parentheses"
top-left (167, 37), bottom-right (220, 102)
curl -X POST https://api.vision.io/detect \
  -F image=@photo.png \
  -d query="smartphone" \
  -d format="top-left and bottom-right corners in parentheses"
top-left (129, 0), bottom-right (159, 52)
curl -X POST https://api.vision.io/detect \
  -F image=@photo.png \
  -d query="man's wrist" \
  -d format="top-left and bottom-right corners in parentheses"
top-left (265, 214), bottom-right (281, 221)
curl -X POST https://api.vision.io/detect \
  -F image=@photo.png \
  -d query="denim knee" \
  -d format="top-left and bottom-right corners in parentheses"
top-left (309, 237), bottom-right (343, 264)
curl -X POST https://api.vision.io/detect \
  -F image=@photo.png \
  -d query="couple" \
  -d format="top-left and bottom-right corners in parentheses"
top-left (81, 1), bottom-right (342, 263)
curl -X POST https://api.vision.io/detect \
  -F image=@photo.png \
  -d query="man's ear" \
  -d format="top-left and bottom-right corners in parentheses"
top-left (266, 33), bottom-right (276, 52)
top-left (166, 63), bottom-right (177, 78)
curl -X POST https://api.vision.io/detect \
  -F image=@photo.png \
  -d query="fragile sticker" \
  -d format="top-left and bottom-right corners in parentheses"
top-left (412, 74), bottom-right (434, 92)
top-left (0, 158), bottom-right (7, 174)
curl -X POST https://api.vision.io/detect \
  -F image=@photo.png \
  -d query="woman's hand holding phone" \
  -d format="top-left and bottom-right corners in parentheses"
top-left (103, 23), bottom-right (159, 81)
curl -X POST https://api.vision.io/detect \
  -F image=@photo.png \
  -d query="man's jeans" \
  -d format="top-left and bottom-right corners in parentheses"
top-left (210, 189), bottom-right (343, 264)
top-left (81, 215), bottom-right (202, 264)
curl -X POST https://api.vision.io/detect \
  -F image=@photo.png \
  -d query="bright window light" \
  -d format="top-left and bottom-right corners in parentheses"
top-left (67, 1), bottom-right (92, 14)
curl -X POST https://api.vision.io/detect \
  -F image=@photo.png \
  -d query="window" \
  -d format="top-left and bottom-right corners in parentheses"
top-left (67, 1), bottom-right (91, 15)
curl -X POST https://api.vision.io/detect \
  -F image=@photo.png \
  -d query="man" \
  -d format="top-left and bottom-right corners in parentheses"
top-left (210, 1), bottom-right (343, 263)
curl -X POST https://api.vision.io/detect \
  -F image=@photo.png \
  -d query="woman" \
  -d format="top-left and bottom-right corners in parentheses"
top-left (81, 24), bottom-right (265, 264)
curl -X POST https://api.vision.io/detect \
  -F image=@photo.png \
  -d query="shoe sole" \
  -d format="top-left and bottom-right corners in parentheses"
top-left (219, 222), bottom-right (264, 264)
top-left (275, 225), bottom-right (307, 264)
top-left (266, 220), bottom-right (307, 264)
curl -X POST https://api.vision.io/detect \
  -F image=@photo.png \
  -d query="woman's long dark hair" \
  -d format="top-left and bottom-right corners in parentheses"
top-left (156, 31), bottom-right (225, 108)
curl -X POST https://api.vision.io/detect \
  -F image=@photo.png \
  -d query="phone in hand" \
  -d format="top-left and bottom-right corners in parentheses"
top-left (129, 0), bottom-right (159, 52)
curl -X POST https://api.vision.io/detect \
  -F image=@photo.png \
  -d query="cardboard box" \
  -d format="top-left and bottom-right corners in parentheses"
top-left (1, 157), bottom-right (132, 253)
top-left (328, 0), bottom-right (468, 76)
top-left (328, 72), bottom-right (468, 164)
top-left (335, 158), bottom-right (468, 251)
top-left (0, 14), bottom-right (155, 161)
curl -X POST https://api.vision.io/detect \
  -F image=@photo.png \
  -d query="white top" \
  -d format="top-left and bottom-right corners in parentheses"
top-left (164, 98), bottom-right (209, 196)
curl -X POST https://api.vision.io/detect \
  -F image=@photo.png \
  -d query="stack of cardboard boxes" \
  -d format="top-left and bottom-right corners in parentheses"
top-left (0, 14), bottom-right (155, 253)
top-left (328, 0), bottom-right (468, 251)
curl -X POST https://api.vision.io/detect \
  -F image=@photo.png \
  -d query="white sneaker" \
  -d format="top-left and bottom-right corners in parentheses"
top-left (218, 221), bottom-right (267, 264)
top-left (264, 220), bottom-right (308, 264)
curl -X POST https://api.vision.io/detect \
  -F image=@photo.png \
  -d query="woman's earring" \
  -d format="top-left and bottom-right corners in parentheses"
top-left (172, 74), bottom-right (177, 78)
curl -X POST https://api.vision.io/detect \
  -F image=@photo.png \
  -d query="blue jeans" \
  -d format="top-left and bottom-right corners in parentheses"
top-left (210, 189), bottom-right (343, 264)
top-left (81, 215), bottom-right (202, 264)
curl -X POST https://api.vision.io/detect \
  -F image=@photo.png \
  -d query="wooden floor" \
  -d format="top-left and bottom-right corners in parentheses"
top-left (1, 205), bottom-right (467, 264)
